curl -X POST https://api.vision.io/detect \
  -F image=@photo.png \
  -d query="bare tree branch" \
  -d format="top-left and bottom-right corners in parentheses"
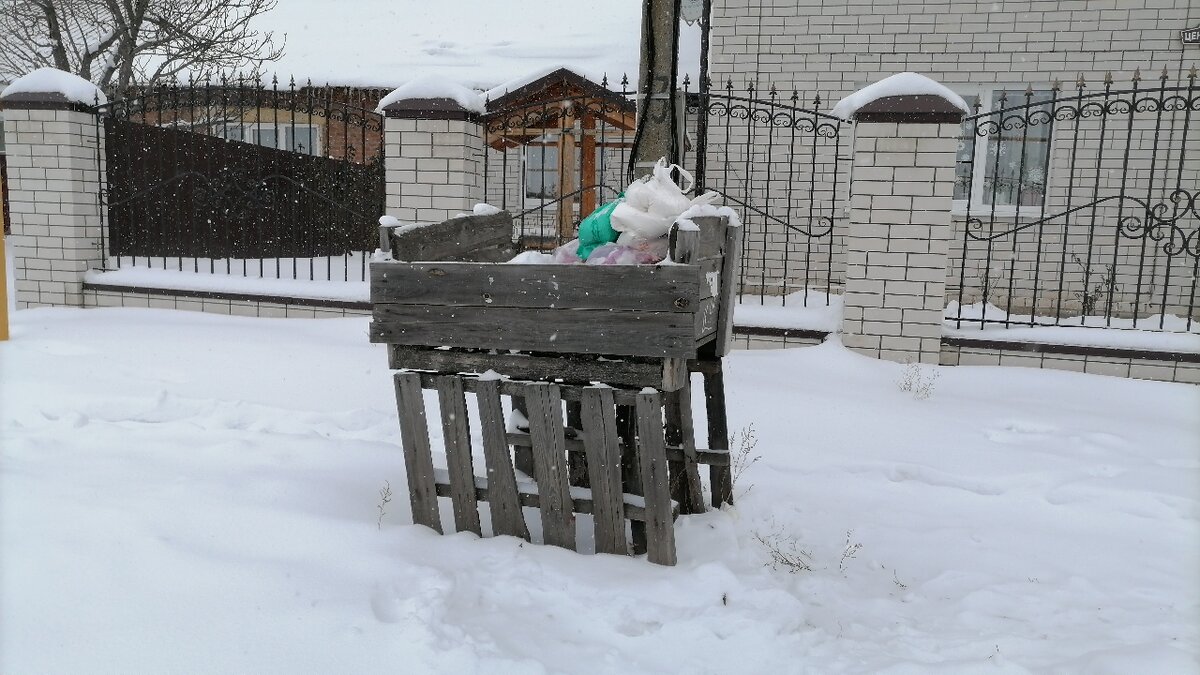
top-left (0, 0), bottom-right (284, 91)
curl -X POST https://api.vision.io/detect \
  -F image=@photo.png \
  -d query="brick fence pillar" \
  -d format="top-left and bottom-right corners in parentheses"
top-left (840, 92), bottom-right (964, 364)
top-left (380, 94), bottom-right (484, 223)
top-left (1, 88), bottom-right (104, 308)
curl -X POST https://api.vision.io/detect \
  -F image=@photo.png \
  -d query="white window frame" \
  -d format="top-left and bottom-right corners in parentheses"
top-left (523, 136), bottom-right (560, 207)
top-left (952, 87), bottom-right (1055, 220)
top-left (221, 122), bottom-right (322, 156)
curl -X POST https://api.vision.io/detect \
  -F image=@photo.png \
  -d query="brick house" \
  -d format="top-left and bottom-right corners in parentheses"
top-left (693, 0), bottom-right (1198, 322)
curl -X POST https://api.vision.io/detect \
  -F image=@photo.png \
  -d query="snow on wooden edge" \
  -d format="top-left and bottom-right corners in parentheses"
top-left (830, 72), bottom-right (968, 120)
top-left (1, 67), bottom-right (108, 105)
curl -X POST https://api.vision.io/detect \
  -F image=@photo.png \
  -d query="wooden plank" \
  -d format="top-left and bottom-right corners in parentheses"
top-left (661, 357), bottom-right (688, 392)
top-left (714, 220), bottom-right (743, 356)
top-left (509, 430), bottom-right (729, 466)
top-left (411, 369), bottom-right (643, 407)
top-left (436, 376), bottom-right (482, 535)
top-left (390, 211), bottom-right (514, 262)
top-left (388, 345), bottom-right (665, 390)
top-left (557, 127), bottom-right (577, 239)
top-left (430, 476), bottom-right (675, 523)
top-left (694, 296), bottom-right (719, 341)
top-left (580, 115), bottom-right (598, 218)
top-left (692, 215), bottom-right (729, 260)
top-left (370, 261), bottom-right (702, 313)
top-left (524, 382), bottom-right (576, 550)
top-left (393, 372), bottom-right (442, 533)
top-left (371, 304), bottom-right (698, 358)
top-left (580, 387), bottom-right (628, 555)
top-left (668, 222), bottom-right (699, 264)
top-left (635, 390), bottom-right (677, 566)
top-left (475, 378), bottom-right (529, 540)
top-left (665, 378), bottom-right (706, 515)
top-left (703, 367), bottom-right (733, 507)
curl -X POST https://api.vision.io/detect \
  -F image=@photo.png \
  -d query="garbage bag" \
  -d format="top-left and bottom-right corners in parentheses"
top-left (610, 158), bottom-right (719, 240)
top-left (576, 194), bottom-right (623, 260)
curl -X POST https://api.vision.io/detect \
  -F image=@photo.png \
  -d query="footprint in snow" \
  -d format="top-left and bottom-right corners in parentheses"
top-left (983, 420), bottom-right (1059, 444)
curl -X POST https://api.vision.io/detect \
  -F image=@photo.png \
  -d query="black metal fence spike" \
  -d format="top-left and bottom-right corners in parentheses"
top-left (1190, 65), bottom-right (1198, 81)
top-left (1103, 71), bottom-right (1113, 85)
top-left (791, 89), bottom-right (800, 104)
top-left (1076, 72), bottom-right (1086, 89)
top-left (1051, 79), bottom-right (1062, 92)
top-left (1132, 68), bottom-right (1141, 83)
top-left (725, 78), bottom-right (733, 92)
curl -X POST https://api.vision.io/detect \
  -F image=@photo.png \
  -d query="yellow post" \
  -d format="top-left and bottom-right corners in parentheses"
top-left (0, 217), bottom-right (8, 342)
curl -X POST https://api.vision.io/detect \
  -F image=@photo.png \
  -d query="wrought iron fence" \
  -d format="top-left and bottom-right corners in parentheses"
top-left (683, 77), bottom-right (849, 308)
top-left (950, 68), bottom-right (1199, 333)
top-left (95, 75), bottom-right (386, 282)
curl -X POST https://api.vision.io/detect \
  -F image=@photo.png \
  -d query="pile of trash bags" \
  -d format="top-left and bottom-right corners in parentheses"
top-left (545, 158), bottom-right (717, 265)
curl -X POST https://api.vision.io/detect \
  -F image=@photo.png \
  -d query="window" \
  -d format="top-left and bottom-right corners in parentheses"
top-left (525, 144), bottom-right (559, 200)
top-left (954, 90), bottom-right (1053, 214)
top-left (221, 123), bottom-right (321, 156)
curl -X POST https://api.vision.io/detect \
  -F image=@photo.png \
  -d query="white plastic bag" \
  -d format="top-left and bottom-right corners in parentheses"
top-left (610, 158), bottom-right (719, 239)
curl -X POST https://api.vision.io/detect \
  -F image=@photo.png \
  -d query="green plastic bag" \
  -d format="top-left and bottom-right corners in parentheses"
top-left (576, 193), bottom-right (624, 260)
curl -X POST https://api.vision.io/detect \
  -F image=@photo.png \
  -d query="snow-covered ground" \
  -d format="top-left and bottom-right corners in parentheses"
top-left (1, 308), bottom-right (1198, 674)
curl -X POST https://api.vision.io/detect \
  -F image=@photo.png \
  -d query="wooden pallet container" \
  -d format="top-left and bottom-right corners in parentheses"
top-left (370, 210), bottom-right (741, 564)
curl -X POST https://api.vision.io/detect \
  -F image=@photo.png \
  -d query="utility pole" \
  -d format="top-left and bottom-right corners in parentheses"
top-left (629, 0), bottom-right (682, 180)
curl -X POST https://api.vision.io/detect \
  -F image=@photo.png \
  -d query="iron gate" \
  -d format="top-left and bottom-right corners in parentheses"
top-left (951, 69), bottom-right (1199, 331)
top-left (97, 77), bottom-right (385, 281)
top-left (685, 78), bottom-right (849, 305)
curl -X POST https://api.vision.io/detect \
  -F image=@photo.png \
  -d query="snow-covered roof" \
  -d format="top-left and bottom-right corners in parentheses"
top-left (1, 67), bottom-right (108, 105)
top-left (830, 72), bottom-right (968, 120)
top-left (252, 0), bottom-right (700, 91)
top-left (484, 65), bottom-right (581, 102)
top-left (376, 75), bottom-right (485, 113)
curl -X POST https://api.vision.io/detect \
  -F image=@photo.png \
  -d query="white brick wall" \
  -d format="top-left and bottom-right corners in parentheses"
top-left (709, 0), bottom-right (1195, 100)
top-left (384, 116), bottom-right (485, 223)
top-left (841, 120), bottom-right (960, 364)
top-left (3, 107), bottom-right (104, 308)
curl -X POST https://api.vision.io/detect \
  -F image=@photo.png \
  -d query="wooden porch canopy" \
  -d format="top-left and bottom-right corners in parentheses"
top-left (485, 68), bottom-right (636, 225)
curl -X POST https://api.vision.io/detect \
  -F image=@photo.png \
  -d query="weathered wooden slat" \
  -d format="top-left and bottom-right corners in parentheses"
top-left (388, 345), bottom-right (666, 390)
top-left (580, 387), bottom-right (628, 556)
top-left (703, 367), bottom-right (734, 507)
top-left (665, 379), bottom-right (706, 515)
top-left (372, 304), bottom-right (698, 358)
top-left (507, 431), bottom-right (730, 466)
top-left (714, 220), bottom-right (742, 356)
top-left (692, 215), bottom-right (729, 260)
top-left (430, 476), bottom-right (678, 523)
top-left (668, 222), bottom-right (700, 264)
top-left (393, 372), bottom-right (442, 533)
top-left (475, 378), bottom-right (529, 540)
top-left (524, 382), bottom-right (576, 550)
top-left (390, 211), bottom-right (514, 262)
top-left (635, 390), bottom-right (677, 566)
top-left (411, 370), bottom-right (643, 406)
top-left (661, 357), bottom-right (688, 392)
top-left (436, 376), bottom-right (482, 536)
top-left (694, 296), bottom-right (719, 340)
top-left (370, 261), bottom-right (702, 313)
